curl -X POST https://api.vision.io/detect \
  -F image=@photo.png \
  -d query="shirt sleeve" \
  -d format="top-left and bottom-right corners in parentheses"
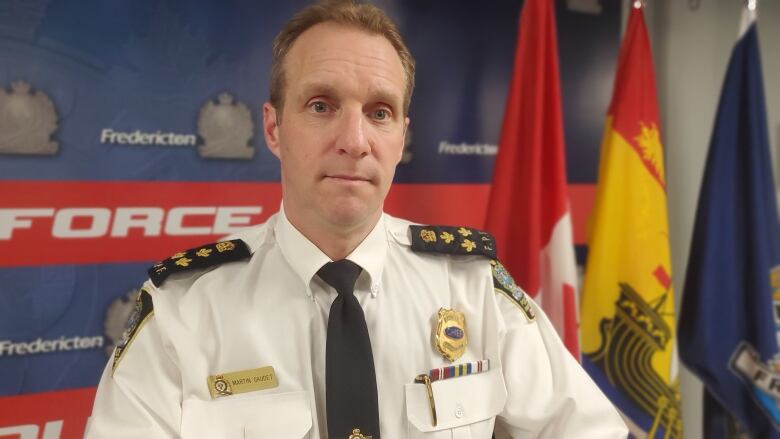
top-left (493, 296), bottom-right (629, 439)
top-left (85, 309), bottom-right (182, 438)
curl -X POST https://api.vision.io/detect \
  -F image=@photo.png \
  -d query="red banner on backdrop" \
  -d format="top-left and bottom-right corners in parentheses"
top-left (0, 181), bottom-right (593, 266)
top-left (0, 181), bottom-right (281, 266)
top-left (0, 387), bottom-right (96, 439)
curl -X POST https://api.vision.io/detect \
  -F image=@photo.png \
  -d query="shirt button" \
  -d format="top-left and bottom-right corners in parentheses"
top-left (455, 404), bottom-right (464, 418)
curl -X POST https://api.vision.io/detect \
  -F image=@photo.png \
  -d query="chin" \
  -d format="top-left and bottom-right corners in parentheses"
top-left (322, 202), bottom-right (380, 230)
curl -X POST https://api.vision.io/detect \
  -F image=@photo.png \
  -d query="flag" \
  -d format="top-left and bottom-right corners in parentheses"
top-left (579, 5), bottom-right (682, 438)
top-left (677, 6), bottom-right (780, 438)
top-left (484, 0), bottom-right (579, 357)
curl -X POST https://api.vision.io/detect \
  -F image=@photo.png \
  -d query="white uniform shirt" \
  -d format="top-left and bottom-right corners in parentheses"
top-left (86, 211), bottom-right (628, 438)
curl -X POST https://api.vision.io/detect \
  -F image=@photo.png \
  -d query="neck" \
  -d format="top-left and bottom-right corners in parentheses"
top-left (284, 209), bottom-right (381, 261)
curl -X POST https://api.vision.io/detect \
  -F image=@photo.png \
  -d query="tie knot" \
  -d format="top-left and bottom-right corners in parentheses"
top-left (317, 259), bottom-right (363, 296)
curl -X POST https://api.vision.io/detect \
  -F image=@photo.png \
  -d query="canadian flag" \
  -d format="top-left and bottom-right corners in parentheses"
top-left (485, 0), bottom-right (579, 358)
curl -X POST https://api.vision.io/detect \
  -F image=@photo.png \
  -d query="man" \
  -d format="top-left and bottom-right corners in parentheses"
top-left (86, 1), bottom-right (628, 438)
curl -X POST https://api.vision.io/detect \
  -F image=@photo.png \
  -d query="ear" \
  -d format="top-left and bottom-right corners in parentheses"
top-left (263, 102), bottom-right (281, 159)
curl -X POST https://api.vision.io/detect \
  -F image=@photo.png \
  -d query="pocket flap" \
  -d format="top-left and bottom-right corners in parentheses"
top-left (405, 367), bottom-right (507, 432)
top-left (182, 390), bottom-right (312, 438)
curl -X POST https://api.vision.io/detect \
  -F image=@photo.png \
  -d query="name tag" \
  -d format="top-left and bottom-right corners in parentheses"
top-left (207, 366), bottom-right (278, 399)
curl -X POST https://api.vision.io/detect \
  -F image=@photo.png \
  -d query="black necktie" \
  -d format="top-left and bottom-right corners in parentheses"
top-left (318, 260), bottom-right (380, 439)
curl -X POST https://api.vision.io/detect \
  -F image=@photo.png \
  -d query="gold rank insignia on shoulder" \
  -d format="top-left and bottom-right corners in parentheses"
top-left (434, 308), bottom-right (468, 362)
top-left (491, 260), bottom-right (536, 322)
top-left (148, 239), bottom-right (251, 287)
top-left (409, 225), bottom-right (497, 258)
top-left (207, 366), bottom-right (278, 399)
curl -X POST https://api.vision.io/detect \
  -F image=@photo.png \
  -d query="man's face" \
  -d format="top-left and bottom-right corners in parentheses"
top-left (263, 22), bottom-right (409, 235)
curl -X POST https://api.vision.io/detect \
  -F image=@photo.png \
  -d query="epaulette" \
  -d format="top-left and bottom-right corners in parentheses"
top-left (491, 260), bottom-right (536, 322)
top-left (409, 225), bottom-right (497, 258)
top-left (148, 239), bottom-right (251, 287)
top-left (112, 288), bottom-right (153, 373)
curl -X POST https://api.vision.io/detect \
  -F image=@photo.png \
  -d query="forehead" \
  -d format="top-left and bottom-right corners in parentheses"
top-left (283, 22), bottom-right (406, 101)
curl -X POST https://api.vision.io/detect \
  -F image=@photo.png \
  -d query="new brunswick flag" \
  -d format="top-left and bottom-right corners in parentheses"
top-left (580, 5), bottom-right (682, 438)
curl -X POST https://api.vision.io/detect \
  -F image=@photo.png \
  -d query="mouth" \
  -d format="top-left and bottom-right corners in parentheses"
top-left (324, 174), bottom-right (372, 184)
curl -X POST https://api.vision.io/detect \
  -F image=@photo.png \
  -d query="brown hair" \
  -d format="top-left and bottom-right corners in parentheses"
top-left (270, 0), bottom-right (415, 116)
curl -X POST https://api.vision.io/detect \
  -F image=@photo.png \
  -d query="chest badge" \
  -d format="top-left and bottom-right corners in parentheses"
top-left (434, 308), bottom-right (467, 362)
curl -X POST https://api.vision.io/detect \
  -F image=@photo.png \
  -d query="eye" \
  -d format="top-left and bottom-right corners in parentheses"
top-left (373, 108), bottom-right (391, 120)
top-left (310, 101), bottom-right (329, 113)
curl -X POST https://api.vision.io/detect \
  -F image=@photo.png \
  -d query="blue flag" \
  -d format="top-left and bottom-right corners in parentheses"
top-left (678, 10), bottom-right (780, 439)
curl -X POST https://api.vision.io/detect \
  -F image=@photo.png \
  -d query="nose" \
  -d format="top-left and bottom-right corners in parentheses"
top-left (336, 108), bottom-right (370, 158)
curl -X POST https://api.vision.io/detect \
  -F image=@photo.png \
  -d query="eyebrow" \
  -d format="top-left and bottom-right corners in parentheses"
top-left (296, 81), bottom-right (403, 113)
top-left (297, 82), bottom-right (339, 103)
top-left (367, 87), bottom-right (402, 111)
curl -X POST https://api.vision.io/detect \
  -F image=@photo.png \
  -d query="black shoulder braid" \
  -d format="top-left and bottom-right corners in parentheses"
top-left (148, 239), bottom-right (251, 287)
top-left (409, 225), bottom-right (496, 258)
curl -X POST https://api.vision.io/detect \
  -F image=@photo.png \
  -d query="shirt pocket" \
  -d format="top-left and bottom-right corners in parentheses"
top-left (405, 368), bottom-right (507, 439)
top-left (181, 390), bottom-right (312, 438)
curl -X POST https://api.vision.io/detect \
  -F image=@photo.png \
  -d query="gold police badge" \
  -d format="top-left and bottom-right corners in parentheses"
top-left (347, 428), bottom-right (372, 439)
top-left (434, 308), bottom-right (467, 362)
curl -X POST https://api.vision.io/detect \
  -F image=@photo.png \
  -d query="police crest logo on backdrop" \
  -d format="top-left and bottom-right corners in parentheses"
top-left (197, 92), bottom-right (255, 160)
top-left (0, 80), bottom-right (58, 155)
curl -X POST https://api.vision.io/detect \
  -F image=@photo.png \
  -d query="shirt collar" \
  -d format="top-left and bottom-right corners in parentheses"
top-left (274, 206), bottom-right (388, 298)
top-left (345, 214), bottom-right (388, 297)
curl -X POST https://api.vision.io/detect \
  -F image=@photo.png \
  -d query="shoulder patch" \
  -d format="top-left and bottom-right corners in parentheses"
top-left (148, 239), bottom-right (251, 287)
top-left (491, 260), bottom-right (536, 322)
top-left (409, 225), bottom-right (497, 258)
top-left (112, 288), bottom-right (154, 374)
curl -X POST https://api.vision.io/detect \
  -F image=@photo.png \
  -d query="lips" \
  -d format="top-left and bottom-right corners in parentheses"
top-left (324, 173), bottom-right (372, 183)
